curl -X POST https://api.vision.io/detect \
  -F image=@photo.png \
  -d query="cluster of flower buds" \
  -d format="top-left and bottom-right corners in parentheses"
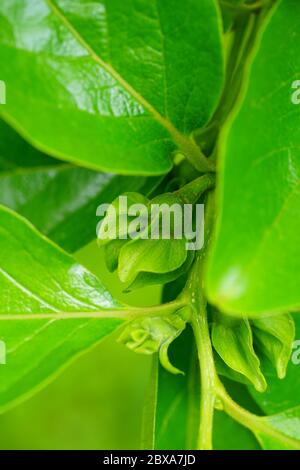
top-left (97, 192), bottom-right (195, 290)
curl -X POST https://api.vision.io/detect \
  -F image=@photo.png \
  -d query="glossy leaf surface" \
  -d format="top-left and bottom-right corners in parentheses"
top-left (255, 407), bottom-right (300, 450)
top-left (0, 0), bottom-right (224, 174)
top-left (0, 120), bottom-right (162, 252)
top-left (206, 0), bottom-right (300, 315)
top-left (0, 205), bottom-right (123, 410)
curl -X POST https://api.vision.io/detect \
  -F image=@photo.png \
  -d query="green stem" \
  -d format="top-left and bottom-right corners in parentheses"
top-left (187, 193), bottom-right (217, 450)
top-left (210, 12), bottom-right (258, 136)
top-left (216, 381), bottom-right (263, 431)
top-left (187, 252), bottom-right (300, 451)
top-left (220, 1), bottom-right (264, 12)
top-left (175, 174), bottom-right (215, 204)
top-left (216, 381), bottom-right (300, 449)
top-left (191, 297), bottom-right (216, 450)
top-left (178, 139), bottom-right (216, 174)
top-left (195, 7), bottom-right (269, 160)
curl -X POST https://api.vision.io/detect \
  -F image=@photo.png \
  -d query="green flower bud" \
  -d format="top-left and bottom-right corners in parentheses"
top-left (99, 191), bottom-right (194, 289)
top-left (118, 314), bottom-right (186, 375)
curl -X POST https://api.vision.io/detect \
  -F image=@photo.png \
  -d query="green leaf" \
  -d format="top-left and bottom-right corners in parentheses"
top-left (212, 314), bottom-right (266, 392)
top-left (220, 0), bottom-right (244, 32)
top-left (206, 0), bottom-right (300, 315)
top-left (1, 166), bottom-right (161, 253)
top-left (0, 0), bottom-right (224, 174)
top-left (255, 407), bottom-right (300, 450)
top-left (214, 353), bottom-right (253, 388)
top-left (0, 119), bottom-right (58, 170)
top-left (0, 205), bottom-right (124, 411)
top-left (249, 314), bottom-right (300, 415)
top-left (141, 357), bottom-right (159, 450)
top-left (124, 251), bottom-right (194, 291)
top-left (0, 121), bottom-right (162, 252)
top-left (141, 278), bottom-right (199, 450)
top-left (213, 410), bottom-right (260, 450)
top-left (150, 326), bottom-right (261, 450)
top-left (214, 379), bottom-right (262, 449)
top-left (52, 173), bottom-right (162, 252)
top-left (252, 314), bottom-right (295, 379)
top-left (219, 379), bottom-right (300, 450)
top-left (219, 380), bottom-right (300, 450)
top-left (246, 316), bottom-right (300, 449)
top-left (104, 239), bottom-right (127, 273)
top-left (146, 327), bottom-right (200, 450)
top-left (118, 239), bottom-right (188, 285)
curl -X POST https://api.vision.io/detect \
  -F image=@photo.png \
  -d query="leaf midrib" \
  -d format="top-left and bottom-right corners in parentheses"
top-left (45, 0), bottom-right (174, 134)
top-left (45, 0), bottom-right (209, 169)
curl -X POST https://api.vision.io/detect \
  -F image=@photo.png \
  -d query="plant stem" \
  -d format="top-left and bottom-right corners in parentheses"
top-left (216, 380), bottom-right (300, 449)
top-left (192, 306), bottom-right (216, 449)
top-left (216, 381), bottom-right (263, 431)
top-left (196, 6), bottom-right (270, 161)
top-left (175, 174), bottom-right (215, 204)
top-left (178, 138), bottom-right (216, 174)
top-left (185, 192), bottom-right (217, 450)
top-left (220, 1), bottom-right (264, 12)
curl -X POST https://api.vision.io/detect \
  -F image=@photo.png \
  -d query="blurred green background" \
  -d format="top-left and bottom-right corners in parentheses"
top-left (0, 242), bottom-right (161, 449)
